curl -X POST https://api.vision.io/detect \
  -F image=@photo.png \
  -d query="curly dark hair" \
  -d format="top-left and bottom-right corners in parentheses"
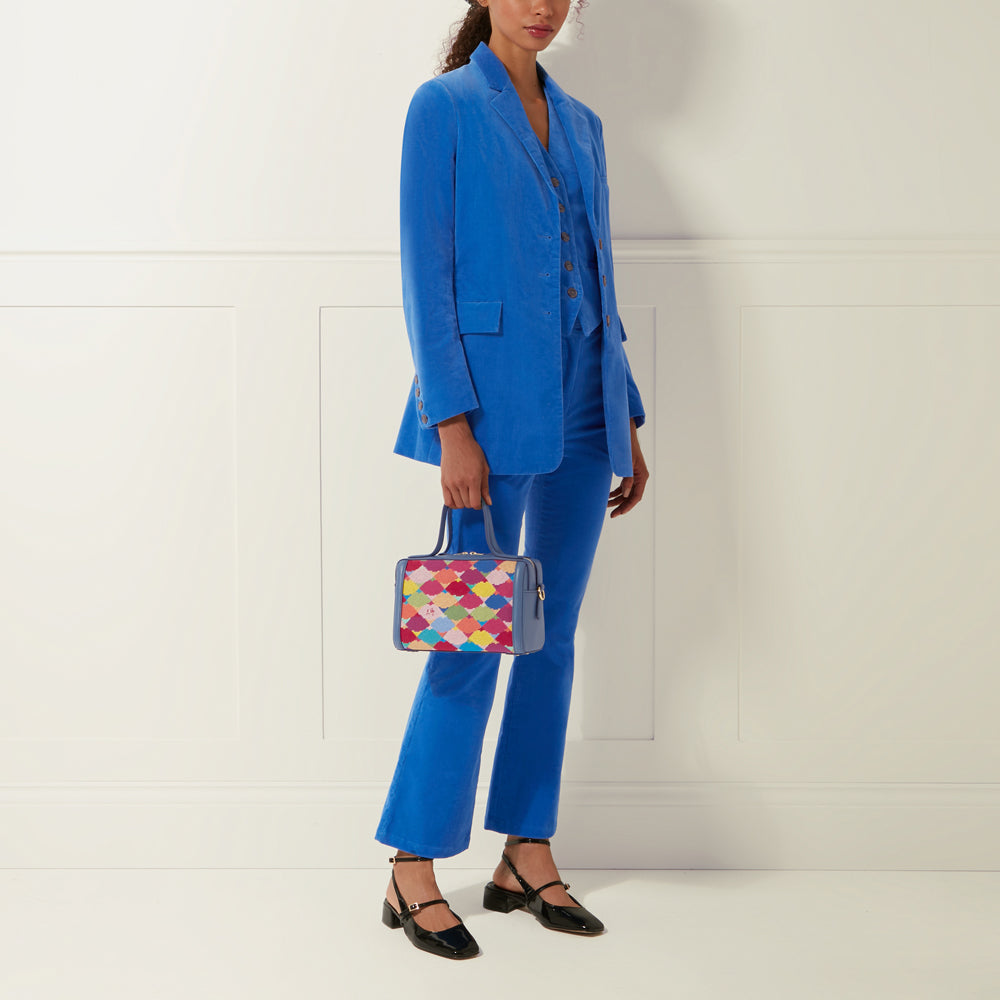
top-left (437, 1), bottom-right (589, 75)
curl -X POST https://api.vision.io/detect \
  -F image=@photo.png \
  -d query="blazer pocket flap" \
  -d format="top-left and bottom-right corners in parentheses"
top-left (457, 300), bottom-right (503, 335)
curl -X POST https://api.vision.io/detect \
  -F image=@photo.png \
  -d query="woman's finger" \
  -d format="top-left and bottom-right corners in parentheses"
top-left (610, 496), bottom-right (634, 518)
top-left (609, 472), bottom-right (649, 516)
top-left (448, 482), bottom-right (468, 508)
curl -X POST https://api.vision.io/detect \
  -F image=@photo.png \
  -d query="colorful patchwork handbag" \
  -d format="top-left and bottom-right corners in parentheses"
top-left (393, 502), bottom-right (545, 655)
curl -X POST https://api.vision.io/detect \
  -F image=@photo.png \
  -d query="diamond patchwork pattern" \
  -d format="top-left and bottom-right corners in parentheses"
top-left (399, 558), bottom-right (518, 652)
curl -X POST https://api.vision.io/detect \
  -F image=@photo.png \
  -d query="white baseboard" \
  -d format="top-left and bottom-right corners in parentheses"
top-left (2, 781), bottom-right (998, 870)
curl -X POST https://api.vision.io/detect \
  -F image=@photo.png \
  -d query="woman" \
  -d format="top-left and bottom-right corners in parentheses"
top-left (376, 0), bottom-right (649, 960)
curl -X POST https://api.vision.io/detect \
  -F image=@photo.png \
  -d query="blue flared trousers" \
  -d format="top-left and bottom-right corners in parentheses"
top-left (374, 317), bottom-right (613, 858)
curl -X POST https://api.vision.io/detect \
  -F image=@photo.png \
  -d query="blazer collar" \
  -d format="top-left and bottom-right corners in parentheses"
top-left (468, 41), bottom-right (597, 226)
top-left (469, 38), bottom-right (571, 104)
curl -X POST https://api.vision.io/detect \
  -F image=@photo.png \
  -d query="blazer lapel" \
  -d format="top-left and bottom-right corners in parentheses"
top-left (470, 42), bottom-right (598, 230)
top-left (489, 86), bottom-right (554, 189)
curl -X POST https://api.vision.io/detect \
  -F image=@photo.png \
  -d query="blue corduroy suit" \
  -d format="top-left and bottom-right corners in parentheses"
top-left (376, 41), bottom-right (645, 858)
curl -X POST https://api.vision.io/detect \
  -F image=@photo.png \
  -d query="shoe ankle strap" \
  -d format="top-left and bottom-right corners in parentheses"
top-left (389, 854), bottom-right (434, 863)
top-left (504, 837), bottom-right (550, 846)
top-left (388, 866), bottom-right (450, 922)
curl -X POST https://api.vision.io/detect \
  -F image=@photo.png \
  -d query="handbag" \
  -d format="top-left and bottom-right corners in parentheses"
top-left (393, 502), bottom-right (545, 654)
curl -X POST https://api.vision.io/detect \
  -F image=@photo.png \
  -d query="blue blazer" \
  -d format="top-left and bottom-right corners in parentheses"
top-left (393, 40), bottom-right (645, 478)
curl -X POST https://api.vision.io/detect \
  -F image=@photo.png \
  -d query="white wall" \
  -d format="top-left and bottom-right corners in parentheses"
top-left (4, 0), bottom-right (997, 249)
top-left (1, 1), bottom-right (998, 869)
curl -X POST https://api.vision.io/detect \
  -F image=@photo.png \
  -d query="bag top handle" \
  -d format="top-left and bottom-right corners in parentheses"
top-left (429, 500), bottom-right (512, 559)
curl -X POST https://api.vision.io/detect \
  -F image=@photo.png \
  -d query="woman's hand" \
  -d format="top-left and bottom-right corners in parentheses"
top-left (608, 419), bottom-right (649, 518)
top-left (439, 414), bottom-right (491, 509)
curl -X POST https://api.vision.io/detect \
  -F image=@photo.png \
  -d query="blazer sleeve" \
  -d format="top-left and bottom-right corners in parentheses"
top-left (597, 115), bottom-right (646, 431)
top-left (399, 79), bottom-right (479, 428)
top-left (620, 323), bottom-right (646, 429)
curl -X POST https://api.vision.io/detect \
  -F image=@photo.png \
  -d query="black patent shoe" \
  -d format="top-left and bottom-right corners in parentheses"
top-left (381, 855), bottom-right (481, 960)
top-left (482, 836), bottom-right (605, 935)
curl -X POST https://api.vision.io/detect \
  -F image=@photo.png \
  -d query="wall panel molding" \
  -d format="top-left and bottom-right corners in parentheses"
top-left (2, 240), bottom-right (998, 867)
top-left (3, 238), bottom-right (1000, 263)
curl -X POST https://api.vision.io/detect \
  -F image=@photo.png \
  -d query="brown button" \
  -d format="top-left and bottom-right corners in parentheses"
top-left (417, 399), bottom-right (423, 410)
top-left (551, 177), bottom-right (560, 187)
top-left (558, 203), bottom-right (565, 213)
top-left (598, 238), bottom-right (603, 249)
top-left (567, 288), bottom-right (577, 298)
top-left (421, 413), bottom-right (429, 424)
top-left (602, 274), bottom-right (607, 286)
top-left (561, 232), bottom-right (570, 242)
top-left (414, 374), bottom-right (419, 384)
top-left (564, 261), bottom-right (574, 271)
top-left (415, 386), bottom-right (421, 397)
top-left (606, 314), bottom-right (611, 325)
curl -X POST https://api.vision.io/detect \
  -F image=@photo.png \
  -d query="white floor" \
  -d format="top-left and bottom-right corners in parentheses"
top-left (1, 868), bottom-right (998, 1000)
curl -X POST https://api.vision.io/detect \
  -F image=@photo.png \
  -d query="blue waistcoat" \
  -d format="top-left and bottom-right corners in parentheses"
top-left (535, 80), bottom-right (603, 338)
top-left (393, 41), bottom-right (645, 477)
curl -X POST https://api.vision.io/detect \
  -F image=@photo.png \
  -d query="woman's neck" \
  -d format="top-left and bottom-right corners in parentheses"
top-left (488, 37), bottom-right (543, 100)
